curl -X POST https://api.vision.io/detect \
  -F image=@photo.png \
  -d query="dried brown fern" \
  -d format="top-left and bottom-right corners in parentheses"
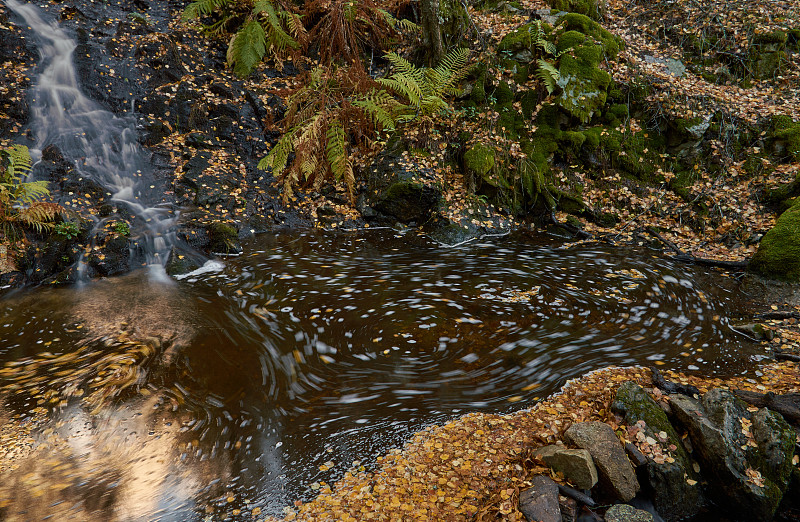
top-left (306, 0), bottom-right (398, 67)
top-left (259, 66), bottom-right (398, 203)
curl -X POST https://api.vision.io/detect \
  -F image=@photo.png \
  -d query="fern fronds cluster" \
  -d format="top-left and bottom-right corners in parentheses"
top-left (258, 67), bottom-right (399, 203)
top-left (183, 0), bottom-right (416, 75)
top-left (379, 47), bottom-right (469, 122)
top-left (183, 0), bottom-right (305, 77)
top-left (306, 0), bottom-right (403, 68)
top-left (0, 144), bottom-right (63, 244)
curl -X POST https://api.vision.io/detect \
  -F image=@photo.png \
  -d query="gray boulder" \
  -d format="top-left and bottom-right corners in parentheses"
top-left (519, 475), bottom-right (561, 522)
top-left (612, 381), bottom-right (704, 521)
top-left (534, 445), bottom-right (598, 490)
top-left (669, 389), bottom-right (795, 520)
top-left (563, 421), bottom-right (639, 501)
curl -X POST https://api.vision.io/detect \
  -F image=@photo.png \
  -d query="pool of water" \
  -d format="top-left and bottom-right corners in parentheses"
top-left (0, 229), bottom-right (762, 520)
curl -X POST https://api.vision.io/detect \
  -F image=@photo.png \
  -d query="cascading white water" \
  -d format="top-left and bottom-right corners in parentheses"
top-left (5, 0), bottom-right (176, 279)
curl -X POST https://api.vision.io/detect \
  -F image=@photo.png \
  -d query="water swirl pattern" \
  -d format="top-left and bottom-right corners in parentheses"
top-left (0, 229), bottom-right (760, 519)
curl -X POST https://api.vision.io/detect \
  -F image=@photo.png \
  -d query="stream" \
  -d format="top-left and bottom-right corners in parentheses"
top-left (0, 1), bottom-right (767, 520)
top-left (0, 228), bottom-right (764, 520)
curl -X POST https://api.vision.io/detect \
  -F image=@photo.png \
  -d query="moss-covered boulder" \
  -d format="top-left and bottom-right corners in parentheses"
top-left (669, 389), bottom-right (795, 521)
top-left (769, 115), bottom-right (800, 162)
top-left (553, 15), bottom-right (619, 122)
top-left (749, 198), bottom-right (800, 282)
top-left (207, 221), bottom-right (242, 255)
top-left (612, 382), bottom-right (704, 521)
top-left (549, 0), bottom-right (602, 19)
top-left (464, 143), bottom-right (497, 181)
top-left (750, 30), bottom-right (788, 79)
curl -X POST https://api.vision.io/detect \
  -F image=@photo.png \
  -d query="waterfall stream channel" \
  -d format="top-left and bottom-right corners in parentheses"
top-left (7, 0), bottom-right (176, 278)
top-left (0, 1), bottom-right (770, 521)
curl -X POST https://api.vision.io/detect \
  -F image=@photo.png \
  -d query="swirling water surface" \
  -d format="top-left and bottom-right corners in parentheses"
top-left (0, 229), bottom-right (761, 520)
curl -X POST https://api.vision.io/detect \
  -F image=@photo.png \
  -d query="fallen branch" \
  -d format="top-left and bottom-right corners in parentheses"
top-left (774, 347), bottom-right (800, 363)
top-left (557, 484), bottom-right (597, 508)
top-left (733, 389), bottom-right (800, 424)
top-left (650, 367), bottom-right (700, 397)
top-left (644, 227), bottom-right (749, 270)
top-left (549, 212), bottom-right (594, 240)
top-left (755, 311), bottom-right (800, 321)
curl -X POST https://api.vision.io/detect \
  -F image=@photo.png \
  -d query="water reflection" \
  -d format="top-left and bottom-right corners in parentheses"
top-left (0, 230), bottom-right (759, 519)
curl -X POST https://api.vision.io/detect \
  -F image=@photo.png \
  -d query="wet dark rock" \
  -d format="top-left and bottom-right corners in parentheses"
top-left (0, 13), bottom-right (33, 135)
top-left (669, 389), bottom-right (795, 520)
top-left (177, 150), bottom-right (241, 209)
top-left (87, 235), bottom-right (131, 277)
top-left (732, 323), bottom-right (774, 340)
top-left (207, 222), bottom-right (242, 256)
top-left (604, 503), bottom-right (654, 522)
top-left (134, 32), bottom-right (186, 88)
top-left (612, 382), bottom-right (703, 521)
top-left (20, 235), bottom-right (83, 285)
top-left (164, 245), bottom-right (204, 276)
top-left (519, 475), bottom-right (561, 522)
top-left (364, 150), bottom-right (440, 224)
top-left (564, 421), bottom-right (639, 502)
top-left (559, 495), bottom-right (578, 522)
top-left (535, 445), bottom-right (598, 490)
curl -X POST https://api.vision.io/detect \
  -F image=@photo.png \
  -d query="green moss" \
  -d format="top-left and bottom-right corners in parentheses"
top-left (612, 381), bottom-right (694, 473)
top-left (770, 115), bottom-right (800, 162)
top-left (754, 30), bottom-right (788, 46)
top-left (492, 81), bottom-right (514, 105)
top-left (549, 0), bottom-right (601, 19)
top-left (498, 21), bottom-right (554, 54)
top-left (558, 13), bottom-right (620, 58)
top-left (207, 222), bottom-right (239, 255)
top-left (464, 143), bottom-right (496, 180)
top-left (559, 130), bottom-right (586, 153)
top-left (582, 126), bottom-right (602, 149)
top-left (438, 0), bottom-right (470, 47)
top-left (604, 103), bottom-right (628, 126)
top-left (747, 408), bottom-right (796, 500)
top-left (749, 199), bottom-right (800, 282)
top-left (764, 172), bottom-right (800, 209)
top-left (554, 19), bottom-right (617, 123)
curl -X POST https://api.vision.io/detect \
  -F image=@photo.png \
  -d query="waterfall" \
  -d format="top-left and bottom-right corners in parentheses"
top-left (5, 0), bottom-right (176, 279)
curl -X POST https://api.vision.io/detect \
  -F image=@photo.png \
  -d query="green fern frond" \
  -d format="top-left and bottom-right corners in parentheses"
top-left (383, 52), bottom-right (424, 84)
top-left (227, 20), bottom-right (267, 77)
top-left (378, 9), bottom-right (419, 32)
top-left (255, 0), bottom-right (299, 52)
top-left (431, 47), bottom-right (469, 91)
top-left (182, 0), bottom-right (230, 20)
top-left (536, 58), bottom-right (560, 94)
top-left (4, 144), bottom-right (32, 182)
top-left (15, 180), bottom-right (50, 204)
top-left (325, 119), bottom-right (347, 182)
top-left (259, 128), bottom-right (298, 175)
top-left (353, 90), bottom-right (397, 131)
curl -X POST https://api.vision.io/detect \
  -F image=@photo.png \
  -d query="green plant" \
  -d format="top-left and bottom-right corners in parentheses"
top-left (113, 221), bottom-right (131, 236)
top-left (378, 47), bottom-right (470, 122)
top-left (259, 66), bottom-right (399, 203)
top-left (0, 144), bottom-right (62, 244)
top-left (54, 221), bottom-right (79, 240)
top-left (182, 0), bottom-right (305, 77)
